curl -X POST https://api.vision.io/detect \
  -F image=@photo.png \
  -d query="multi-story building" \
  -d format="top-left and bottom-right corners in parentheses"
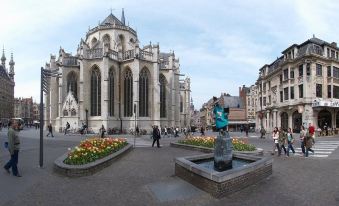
top-left (0, 48), bottom-right (15, 123)
top-left (220, 94), bottom-right (247, 132)
top-left (44, 10), bottom-right (191, 132)
top-left (14, 97), bottom-right (34, 124)
top-left (200, 97), bottom-right (215, 129)
top-left (254, 36), bottom-right (339, 132)
top-left (32, 102), bottom-right (40, 122)
top-left (189, 98), bottom-right (201, 128)
top-left (246, 85), bottom-right (258, 128)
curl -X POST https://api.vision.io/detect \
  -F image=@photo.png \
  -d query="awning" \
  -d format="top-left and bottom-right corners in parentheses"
top-left (228, 121), bottom-right (249, 124)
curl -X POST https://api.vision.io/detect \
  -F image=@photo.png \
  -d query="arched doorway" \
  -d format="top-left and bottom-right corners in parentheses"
top-left (336, 111), bottom-right (339, 128)
top-left (281, 112), bottom-right (288, 130)
top-left (292, 111), bottom-right (302, 133)
top-left (318, 110), bottom-right (331, 129)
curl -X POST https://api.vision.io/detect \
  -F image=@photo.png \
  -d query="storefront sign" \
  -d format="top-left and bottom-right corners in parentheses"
top-left (312, 99), bottom-right (339, 108)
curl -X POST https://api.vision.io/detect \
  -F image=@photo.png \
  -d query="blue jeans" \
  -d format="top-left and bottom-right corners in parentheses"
top-left (287, 141), bottom-right (295, 156)
top-left (300, 140), bottom-right (305, 154)
top-left (305, 148), bottom-right (314, 157)
top-left (4, 150), bottom-right (19, 176)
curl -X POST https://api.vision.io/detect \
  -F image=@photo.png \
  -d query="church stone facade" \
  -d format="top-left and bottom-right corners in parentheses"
top-left (0, 48), bottom-right (15, 123)
top-left (44, 11), bottom-right (191, 132)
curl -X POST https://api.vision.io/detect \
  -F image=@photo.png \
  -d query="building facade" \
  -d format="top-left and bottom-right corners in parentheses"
top-left (44, 11), bottom-right (191, 132)
top-left (32, 102), bottom-right (40, 122)
top-left (0, 48), bottom-right (15, 123)
top-left (254, 36), bottom-right (339, 133)
top-left (14, 97), bottom-right (34, 124)
top-left (246, 85), bottom-right (257, 127)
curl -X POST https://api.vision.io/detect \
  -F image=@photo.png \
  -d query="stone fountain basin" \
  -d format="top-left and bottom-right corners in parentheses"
top-left (175, 153), bottom-right (273, 198)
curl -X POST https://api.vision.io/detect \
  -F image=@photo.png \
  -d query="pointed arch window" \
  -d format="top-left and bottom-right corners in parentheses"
top-left (67, 72), bottom-right (77, 100)
top-left (124, 69), bottom-right (133, 117)
top-left (91, 67), bottom-right (101, 116)
top-left (103, 34), bottom-right (111, 49)
top-left (139, 69), bottom-right (149, 117)
top-left (160, 74), bottom-right (167, 118)
top-left (109, 68), bottom-right (114, 116)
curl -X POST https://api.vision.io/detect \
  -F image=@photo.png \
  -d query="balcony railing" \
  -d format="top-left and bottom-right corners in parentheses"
top-left (123, 50), bottom-right (134, 60)
top-left (139, 50), bottom-right (153, 61)
top-left (108, 50), bottom-right (119, 61)
top-left (84, 48), bottom-right (103, 59)
top-left (62, 57), bottom-right (78, 66)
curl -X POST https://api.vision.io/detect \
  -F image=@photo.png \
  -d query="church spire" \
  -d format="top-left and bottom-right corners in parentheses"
top-left (1, 46), bottom-right (6, 67)
top-left (9, 52), bottom-right (15, 80)
top-left (121, 8), bottom-right (125, 25)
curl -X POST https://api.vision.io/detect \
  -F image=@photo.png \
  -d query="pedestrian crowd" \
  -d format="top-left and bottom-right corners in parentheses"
top-left (271, 123), bottom-right (315, 157)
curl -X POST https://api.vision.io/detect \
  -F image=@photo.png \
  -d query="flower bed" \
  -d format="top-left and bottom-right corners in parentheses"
top-left (178, 136), bottom-right (256, 152)
top-left (64, 137), bottom-right (128, 165)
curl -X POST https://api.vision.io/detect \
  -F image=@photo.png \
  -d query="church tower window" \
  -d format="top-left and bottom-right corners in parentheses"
top-left (124, 69), bottom-right (133, 117)
top-left (109, 68), bottom-right (114, 116)
top-left (139, 68), bottom-right (149, 117)
top-left (159, 74), bottom-right (167, 118)
top-left (91, 66), bottom-right (101, 116)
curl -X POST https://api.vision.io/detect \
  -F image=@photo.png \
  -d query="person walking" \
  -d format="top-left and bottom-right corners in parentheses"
top-left (272, 127), bottom-right (281, 155)
top-left (100, 125), bottom-right (106, 138)
top-left (46, 123), bottom-right (54, 137)
top-left (308, 123), bottom-right (316, 144)
top-left (300, 125), bottom-right (306, 155)
top-left (152, 125), bottom-right (161, 148)
top-left (305, 126), bottom-right (315, 157)
top-left (286, 128), bottom-right (295, 156)
top-left (260, 127), bottom-right (266, 139)
top-left (136, 126), bottom-right (140, 136)
top-left (164, 127), bottom-right (168, 138)
top-left (278, 128), bottom-right (287, 156)
top-left (175, 127), bottom-right (179, 137)
top-left (3, 120), bottom-right (21, 177)
top-left (245, 125), bottom-right (249, 137)
top-left (64, 122), bottom-right (70, 135)
top-left (200, 126), bottom-right (205, 136)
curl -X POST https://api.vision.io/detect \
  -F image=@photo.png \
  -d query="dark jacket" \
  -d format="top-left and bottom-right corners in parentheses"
top-left (153, 127), bottom-right (160, 139)
top-left (48, 125), bottom-right (52, 132)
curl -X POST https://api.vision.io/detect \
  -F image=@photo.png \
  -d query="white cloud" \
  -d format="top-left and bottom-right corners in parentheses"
top-left (15, 79), bottom-right (40, 102)
top-left (2, 0), bottom-right (339, 110)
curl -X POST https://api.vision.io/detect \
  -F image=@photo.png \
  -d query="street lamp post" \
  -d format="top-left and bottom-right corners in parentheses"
top-left (40, 67), bottom-right (60, 168)
top-left (260, 80), bottom-right (264, 130)
top-left (133, 103), bottom-right (136, 147)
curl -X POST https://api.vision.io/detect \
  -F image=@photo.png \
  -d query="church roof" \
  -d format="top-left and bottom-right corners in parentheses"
top-left (0, 65), bottom-right (10, 81)
top-left (159, 52), bottom-right (172, 60)
top-left (100, 13), bottom-right (124, 26)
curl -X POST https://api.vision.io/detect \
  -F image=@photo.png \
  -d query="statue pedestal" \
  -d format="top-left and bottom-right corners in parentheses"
top-left (214, 131), bottom-right (233, 171)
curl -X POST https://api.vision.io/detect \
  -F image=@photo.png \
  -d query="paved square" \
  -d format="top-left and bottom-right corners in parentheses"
top-left (147, 177), bottom-right (205, 202)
